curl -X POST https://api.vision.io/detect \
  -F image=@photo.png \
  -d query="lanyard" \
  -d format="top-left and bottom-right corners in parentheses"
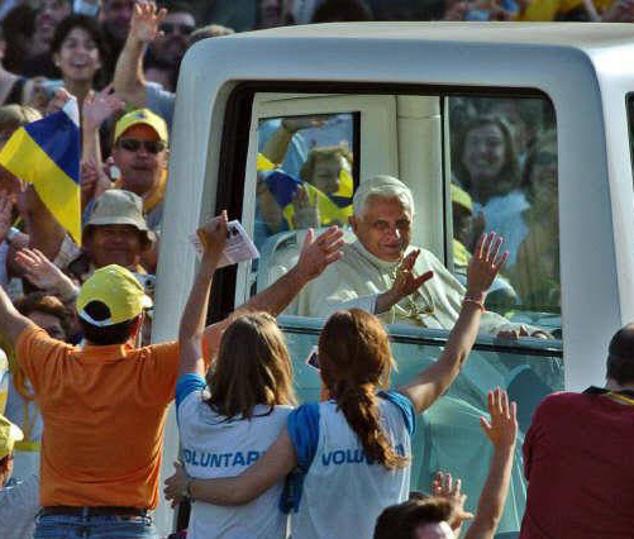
top-left (606, 391), bottom-right (634, 407)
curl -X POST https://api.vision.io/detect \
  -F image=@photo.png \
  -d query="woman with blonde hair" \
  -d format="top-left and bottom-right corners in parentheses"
top-left (167, 231), bottom-right (508, 539)
top-left (174, 212), bottom-right (297, 539)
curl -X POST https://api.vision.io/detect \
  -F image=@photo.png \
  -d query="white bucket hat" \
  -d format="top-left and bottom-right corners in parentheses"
top-left (85, 190), bottom-right (155, 245)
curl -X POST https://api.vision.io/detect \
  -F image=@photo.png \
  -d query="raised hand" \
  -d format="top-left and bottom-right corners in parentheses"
top-left (390, 249), bottom-right (434, 301)
top-left (295, 225), bottom-right (344, 282)
top-left (479, 388), bottom-right (518, 451)
top-left (292, 185), bottom-right (320, 229)
top-left (431, 471), bottom-right (474, 533)
top-left (130, 1), bottom-right (167, 44)
top-left (197, 211), bottom-right (229, 264)
top-left (14, 247), bottom-right (78, 300)
top-left (80, 158), bottom-right (111, 208)
top-left (466, 232), bottom-right (508, 298)
top-left (82, 85), bottom-right (125, 131)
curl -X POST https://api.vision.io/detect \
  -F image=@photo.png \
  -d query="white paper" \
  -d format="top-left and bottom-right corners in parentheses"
top-left (190, 220), bottom-right (260, 268)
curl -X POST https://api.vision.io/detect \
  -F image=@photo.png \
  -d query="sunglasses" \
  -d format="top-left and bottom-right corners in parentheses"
top-left (118, 139), bottom-right (166, 154)
top-left (159, 22), bottom-right (195, 36)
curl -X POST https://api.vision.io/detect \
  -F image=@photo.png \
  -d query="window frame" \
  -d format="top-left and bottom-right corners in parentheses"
top-left (214, 81), bottom-right (560, 356)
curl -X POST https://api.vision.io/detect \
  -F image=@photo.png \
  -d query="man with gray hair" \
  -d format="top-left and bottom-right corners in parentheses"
top-left (296, 174), bottom-right (545, 337)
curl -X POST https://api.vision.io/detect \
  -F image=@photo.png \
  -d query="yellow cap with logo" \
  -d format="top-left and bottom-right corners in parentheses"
top-left (114, 108), bottom-right (169, 144)
top-left (76, 265), bottom-right (153, 327)
top-left (0, 414), bottom-right (23, 460)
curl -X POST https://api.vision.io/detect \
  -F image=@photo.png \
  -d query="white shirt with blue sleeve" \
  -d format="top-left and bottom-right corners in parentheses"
top-left (285, 390), bottom-right (416, 539)
top-left (176, 373), bottom-right (293, 539)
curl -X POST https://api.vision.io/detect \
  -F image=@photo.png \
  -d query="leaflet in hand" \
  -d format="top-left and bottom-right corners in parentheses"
top-left (190, 220), bottom-right (259, 268)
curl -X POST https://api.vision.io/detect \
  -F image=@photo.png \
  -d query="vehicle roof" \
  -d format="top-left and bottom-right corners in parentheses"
top-left (232, 22), bottom-right (634, 50)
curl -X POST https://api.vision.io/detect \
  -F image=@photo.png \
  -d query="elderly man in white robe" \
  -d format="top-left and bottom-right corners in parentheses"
top-left (295, 174), bottom-right (546, 338)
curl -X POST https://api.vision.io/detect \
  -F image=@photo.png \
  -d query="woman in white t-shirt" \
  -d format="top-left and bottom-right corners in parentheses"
top-left (174, 213), bottom-right (296, 539)
top-left (167, 232), bottom-right (508, 539)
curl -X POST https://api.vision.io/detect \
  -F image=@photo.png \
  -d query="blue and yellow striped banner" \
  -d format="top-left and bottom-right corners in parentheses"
top-left (0, 99), bottom-right (81, 245)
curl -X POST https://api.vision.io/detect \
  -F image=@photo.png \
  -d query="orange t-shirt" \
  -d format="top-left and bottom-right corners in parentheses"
top-left (16, 326), bottom-right (179, 509)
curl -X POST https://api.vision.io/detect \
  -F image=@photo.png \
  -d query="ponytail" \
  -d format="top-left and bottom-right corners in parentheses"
top-left (335, 381), bottom-right (408, 469)
top-left (320, 309), bottom-right (409, 470)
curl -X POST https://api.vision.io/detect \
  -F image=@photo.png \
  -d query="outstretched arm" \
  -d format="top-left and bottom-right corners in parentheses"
top-left (241, 226), bottom-right (344, 316)
top-left (202, 226), bottom-right (344, 357)
top-left (178, 212), bottom-right (227, 376)
top-left (164, 427), bottom-right (297, 506)
top-left (465, 388), bottom-right (518, 539)
top-left (113, 2), bottom-right (166, 108)
top-left (398, 232), bottom-right (508, 414)
top-left (261, 116), bottom-right (326, 166)
top-left (80, 86), bottom-right (123, 207)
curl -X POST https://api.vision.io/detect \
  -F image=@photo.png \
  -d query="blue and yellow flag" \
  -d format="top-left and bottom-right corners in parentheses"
top-left (0, 99), bottom-right (81, 245)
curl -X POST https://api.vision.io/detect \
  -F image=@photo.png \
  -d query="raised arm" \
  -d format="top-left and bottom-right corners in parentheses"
top-left (164, 427), bottom-right (297, 506)
top-left (0, 280), bottom-right (35, 346)
top-left (113, 2), bottom-right (166, 108)
top-left (261, 116), bottom-right (326, 166)
top-left (238, 226), bottom-right (343, 317)
top-left (81, 85), bottom-right (124, 164)
top-left (202, 226), bottom-right (344, 357)
top-left (465, 388), bottom-right (518, 539)
top-left (398, 232), bottom-right (508, 414)
top-left (14, 247), bottom-right (79, 304)
top-left (178, 213), bottom-right (227, 376)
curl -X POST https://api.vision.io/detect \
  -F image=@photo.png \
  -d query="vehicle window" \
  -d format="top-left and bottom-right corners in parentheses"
top-left (447, 96), bottom-right (560, 336)
top-left (216, 85), bottom-right (565, 536)
top-left (254, 113), bottom-right (357, 252)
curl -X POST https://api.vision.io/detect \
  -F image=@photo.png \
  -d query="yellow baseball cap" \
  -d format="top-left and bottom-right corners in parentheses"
top-left (0, 414), bottom-right (23, 460)
top-left (114, 108), bottom-right (169, 144)
top-left (76, 265), bottom-right (153, 327)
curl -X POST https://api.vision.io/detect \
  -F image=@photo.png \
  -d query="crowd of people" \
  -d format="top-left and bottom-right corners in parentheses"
top-left (0, 1), bottom-right (630, 538)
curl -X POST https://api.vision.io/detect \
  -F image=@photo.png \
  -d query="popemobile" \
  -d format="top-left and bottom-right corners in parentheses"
top-left (152, 22), bottom-right (634, 536)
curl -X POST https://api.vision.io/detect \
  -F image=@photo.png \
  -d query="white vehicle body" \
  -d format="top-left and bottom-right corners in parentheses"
top-left (152, 23), bottom-right (634, 535)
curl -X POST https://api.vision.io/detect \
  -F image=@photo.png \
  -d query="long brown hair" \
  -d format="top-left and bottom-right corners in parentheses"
top-left (319, 308), bottom-right (408, 470)
top-left (206, 312), bottom-right (296, 419)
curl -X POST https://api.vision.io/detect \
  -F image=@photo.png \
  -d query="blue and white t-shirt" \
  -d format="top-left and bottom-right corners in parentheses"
top-left (176, 374), bottom-right (293, 539)
top-left (286, 390), bottom-right (416, 539)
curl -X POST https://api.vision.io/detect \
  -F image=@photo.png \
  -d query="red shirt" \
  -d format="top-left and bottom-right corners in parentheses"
top-left (520, 389), bottom-right (634, 538)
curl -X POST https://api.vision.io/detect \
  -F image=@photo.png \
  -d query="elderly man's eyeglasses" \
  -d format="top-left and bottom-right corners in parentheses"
top-left (160, 22), bottom-right (195, 36)
top-left (118, 139), bottom-right (166, 154)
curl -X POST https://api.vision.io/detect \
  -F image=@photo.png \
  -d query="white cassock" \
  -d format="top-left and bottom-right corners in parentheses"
top-left (295, 239), bottom-right (520, 335)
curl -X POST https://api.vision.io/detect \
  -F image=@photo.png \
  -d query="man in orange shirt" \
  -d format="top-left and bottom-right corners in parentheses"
top-left (0, 221), bottom-right (344, 538)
